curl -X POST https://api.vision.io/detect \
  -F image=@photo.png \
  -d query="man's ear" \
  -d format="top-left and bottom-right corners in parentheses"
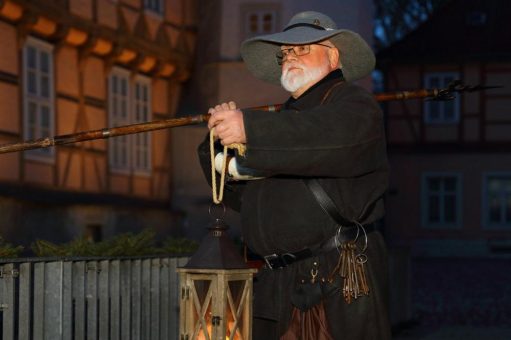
top-left (328, 47), bottom-right (340, 70)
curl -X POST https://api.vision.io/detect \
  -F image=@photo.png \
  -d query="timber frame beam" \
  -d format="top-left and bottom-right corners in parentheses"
top-left (0, 0), bottom-right (190, 80)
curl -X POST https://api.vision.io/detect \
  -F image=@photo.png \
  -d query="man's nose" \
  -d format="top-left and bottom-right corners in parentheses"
top-left (282, 51), bottom-right (298, 64)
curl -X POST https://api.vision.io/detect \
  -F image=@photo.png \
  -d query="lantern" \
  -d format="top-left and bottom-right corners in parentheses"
top-left (178, 215), bottom-right (257, 340)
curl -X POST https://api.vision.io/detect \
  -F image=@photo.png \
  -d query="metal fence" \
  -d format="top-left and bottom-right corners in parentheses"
top-left (0, 256), bottom-right (189, 340)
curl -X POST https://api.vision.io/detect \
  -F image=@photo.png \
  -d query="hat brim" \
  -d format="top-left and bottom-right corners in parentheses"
top-left (240, 28), bottom-right (375, 84)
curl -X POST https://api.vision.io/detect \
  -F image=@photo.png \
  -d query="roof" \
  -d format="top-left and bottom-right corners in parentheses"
top-left (376, 0), bottom-right (511, 65)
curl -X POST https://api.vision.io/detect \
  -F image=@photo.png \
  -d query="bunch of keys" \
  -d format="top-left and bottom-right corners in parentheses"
top-left (329, 225), bottom-right (369, 304)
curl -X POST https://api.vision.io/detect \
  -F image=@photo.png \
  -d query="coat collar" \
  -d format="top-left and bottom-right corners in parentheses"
top-left (284, 69), bottom-right (345, 111)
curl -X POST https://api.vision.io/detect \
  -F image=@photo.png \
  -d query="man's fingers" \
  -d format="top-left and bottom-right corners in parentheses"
top-left (208, 114), bottom-right (221, 129)
top-left (214, 123), bottom-right (229, 135)
top-left (228, 101), bottom-right (237, 110)
top-left (220, 137), bottom-right (233, 146)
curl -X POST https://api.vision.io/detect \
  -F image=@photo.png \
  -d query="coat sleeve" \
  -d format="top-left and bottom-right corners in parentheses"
top-left (197, 133), bottom-right (245, 212)
top-left (238, 85), bottom-right (387, 178)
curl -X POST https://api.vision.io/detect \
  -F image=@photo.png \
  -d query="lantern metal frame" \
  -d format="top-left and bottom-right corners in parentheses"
top-left (177, 267), bottom-right (257, 340)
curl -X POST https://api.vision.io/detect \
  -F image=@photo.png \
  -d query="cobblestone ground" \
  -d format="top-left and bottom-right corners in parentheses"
top-left (411, 258), bottom-right (511, 327)
top-left (394, 257), bottom-right (511, 339)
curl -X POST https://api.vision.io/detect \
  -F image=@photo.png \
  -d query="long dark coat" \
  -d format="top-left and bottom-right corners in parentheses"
top-left (198, 70), bottom-right (391, 339)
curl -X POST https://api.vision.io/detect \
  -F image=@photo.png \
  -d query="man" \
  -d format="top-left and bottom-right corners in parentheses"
top-left (198, 11), bottom-right (391, 339)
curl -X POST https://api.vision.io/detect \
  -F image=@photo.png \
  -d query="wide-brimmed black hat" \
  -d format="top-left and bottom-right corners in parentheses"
top-left (240, 11), bottom-right (375, 83)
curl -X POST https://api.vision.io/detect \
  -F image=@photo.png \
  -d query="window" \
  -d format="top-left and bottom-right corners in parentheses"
top-left (109, 68), bottom-right (131, 172)
top-left (245, 10), bottom-right (277, 38)
top-left (144, 0), bottom-right (163, 15)
top-left (23, 37), bottom-right (55, 161)
top-left (422, 173), bottom-right (462, 228)
top-left (133, 76), bottom-right (152, 174)
top-left (483, 174), bottom-right (511, 228)
top-left (424, 72), bottom-right (460, 124)
top-left (108, 69), bottom-right (152, 174)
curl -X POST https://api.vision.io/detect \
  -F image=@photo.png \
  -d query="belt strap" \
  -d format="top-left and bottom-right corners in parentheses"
top-left (305, 179), bottom-right (353, 226)
top-left (263, 224), bottom-right (375, 270)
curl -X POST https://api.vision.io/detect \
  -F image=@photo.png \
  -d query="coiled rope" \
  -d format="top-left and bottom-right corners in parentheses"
top-left (210, 128), bottom-right (246, 203)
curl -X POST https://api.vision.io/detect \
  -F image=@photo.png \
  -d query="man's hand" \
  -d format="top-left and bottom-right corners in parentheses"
top-left (207, 101), bottom-right (246, 145)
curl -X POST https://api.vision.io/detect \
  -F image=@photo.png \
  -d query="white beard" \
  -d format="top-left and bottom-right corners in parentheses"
top-left (280, 62), bottom-right (330, 93)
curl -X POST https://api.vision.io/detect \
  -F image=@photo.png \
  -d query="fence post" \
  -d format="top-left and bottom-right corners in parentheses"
top-left (18, 262), bottom-right (31, 340)
top-left (0, 263), bottom-right (17, 340)
top-left (44, 262), bottom-right (65, 340)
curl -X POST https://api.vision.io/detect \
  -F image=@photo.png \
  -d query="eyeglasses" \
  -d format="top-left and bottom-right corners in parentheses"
top-left (276, 43), bottom-right (332, 65)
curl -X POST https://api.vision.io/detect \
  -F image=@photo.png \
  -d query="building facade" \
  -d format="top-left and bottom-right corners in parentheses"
top-left (0, 0), bottom-right (197, 247)
top-left (378, 0), bottom-right (511, 257)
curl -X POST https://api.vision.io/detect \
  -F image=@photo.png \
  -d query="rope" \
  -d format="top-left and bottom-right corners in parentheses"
top-left (210, 128), bottom-right (247, 204)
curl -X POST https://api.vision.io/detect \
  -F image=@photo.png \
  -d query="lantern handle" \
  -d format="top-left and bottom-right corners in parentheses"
top-left (209, 202), bottom-right (226, 220)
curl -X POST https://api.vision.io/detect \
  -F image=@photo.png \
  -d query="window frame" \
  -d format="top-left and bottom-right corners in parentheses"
top-left (423, 72), bottom-right (461, 125)
top-left (421, 172), bottom-right (463, 229)
top-left (22, 36), bottom-right (55, 163)
top-left (108, 67), bottom-right (132, 174)
top-left (108, 68), bottom-right (153, 176)
top-left (132, 75), bottom-right (152, 176)
top-left (241, 4), bottom-right (280, 42)
top-left (482, 172), bottom-right (511, 229)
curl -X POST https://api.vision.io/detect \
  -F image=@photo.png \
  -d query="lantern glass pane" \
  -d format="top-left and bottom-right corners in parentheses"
top-left (193, 279), bottom-right (213, 340)
top-left (226, 280), bottom-right (249, 339)
top-left (194, 280), bottom-right (212, 306)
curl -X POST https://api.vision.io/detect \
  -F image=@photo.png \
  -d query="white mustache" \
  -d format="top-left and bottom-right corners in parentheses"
top-left (280, 62), bottom-right (330, 93)
top-left (282, 62), bottom-right (303, 74)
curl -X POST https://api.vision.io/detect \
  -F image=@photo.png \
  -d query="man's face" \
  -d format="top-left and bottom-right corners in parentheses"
top-left (280, 42), bottom-right (337, 97)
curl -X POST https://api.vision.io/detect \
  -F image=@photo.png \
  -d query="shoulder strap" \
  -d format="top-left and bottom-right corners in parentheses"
top-left (305, 179), bottom-right (352, 226)
top-left (307, 81), bottom-right (349, 226)
top-left (304, 81), bottom-right (352, 225)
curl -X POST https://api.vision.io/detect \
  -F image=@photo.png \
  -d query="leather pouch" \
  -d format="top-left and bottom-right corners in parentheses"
top-left (290, 281), bottom-right (323, 312)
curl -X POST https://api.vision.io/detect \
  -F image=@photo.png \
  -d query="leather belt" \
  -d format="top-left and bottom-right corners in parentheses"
top-left (263, 223), bottom-right (375, 270)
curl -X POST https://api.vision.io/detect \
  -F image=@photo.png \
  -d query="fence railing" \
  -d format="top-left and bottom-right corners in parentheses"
top-left (0, 255), bottom-right (189, 340)
top-left (0, 249), bottom-right (411, 339)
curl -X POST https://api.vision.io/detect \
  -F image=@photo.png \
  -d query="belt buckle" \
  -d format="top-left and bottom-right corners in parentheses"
top-left (263, 254), bottom-right (279, 270)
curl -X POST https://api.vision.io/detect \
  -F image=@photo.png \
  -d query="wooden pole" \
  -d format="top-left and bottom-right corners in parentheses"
top-left (0, 82), bottom-right (497, 154)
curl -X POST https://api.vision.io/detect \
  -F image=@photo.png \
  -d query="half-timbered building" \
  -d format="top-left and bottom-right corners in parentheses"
top-left (378, 0), bottom-right (511, 257)
top-left (0, 0), bottom-right (197, 246)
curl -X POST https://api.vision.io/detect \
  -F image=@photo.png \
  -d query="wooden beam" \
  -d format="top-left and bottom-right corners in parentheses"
top-left (0, 0), bottom-right (23, 21)
top-left (0, 70), bottom-right (18, 85)
top-left (8, 0), bottom-right (192, 78)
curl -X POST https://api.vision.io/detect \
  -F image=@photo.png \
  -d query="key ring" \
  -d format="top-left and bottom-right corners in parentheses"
top-left (353, 221), bottom-right (368, 253)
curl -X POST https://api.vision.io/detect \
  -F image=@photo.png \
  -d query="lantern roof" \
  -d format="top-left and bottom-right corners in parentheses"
top-left (183, 218), bottom-right (248, 269)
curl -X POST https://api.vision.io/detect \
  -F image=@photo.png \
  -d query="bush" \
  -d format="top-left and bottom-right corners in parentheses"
top-left (30, 229), bottom-right (198, 257)
top-left (161, 237), bottom-right (198, 254)
top-left (0, 236), bottom-right (23, 258)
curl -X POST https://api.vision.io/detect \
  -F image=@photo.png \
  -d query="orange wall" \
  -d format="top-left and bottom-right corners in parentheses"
top-left (69, 0), bottom-right (93, 20)
top-left (0, 83), bottom-right (19, 133)
top-left (0, 152), bottom-right (19, 181)
top-left (24, 161), bottom-right (54, 186)
top-left (83, 57), bottom-right (105, 99)
top-left (0, 21), bottom-right (18, 74)
top-left (97, 0), bottom-right (117, 29)
top-left (133, 176), bottom-right (151, 196)
top-left (110, 174), bottom-right (130, 194)
top-left (56, 47), bottom-right (79, 96)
